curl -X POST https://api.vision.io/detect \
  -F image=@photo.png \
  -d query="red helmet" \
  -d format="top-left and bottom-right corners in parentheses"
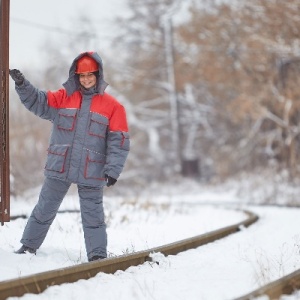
top-left (75, 55), bottom-right (98, 74)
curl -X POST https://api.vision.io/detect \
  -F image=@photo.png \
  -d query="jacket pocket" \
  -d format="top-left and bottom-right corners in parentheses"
top-left (45, 144), bottom-right (69, 173)
top-left (84, 149), bottom-right (106, 180)
top-left (121, 132), bottom-right (130, 150)
top-left (89, 113), bottom-right (108, 138)
top-left (57, 108), bottom-right (77, 130)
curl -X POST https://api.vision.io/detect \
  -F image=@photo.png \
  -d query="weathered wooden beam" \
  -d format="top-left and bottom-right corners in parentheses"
top-left (0, 0), bottom-right (11, 225)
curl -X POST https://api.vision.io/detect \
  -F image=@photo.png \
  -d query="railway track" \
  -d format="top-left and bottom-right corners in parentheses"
top-left (235, 268), bottom-right (300, 300)
top-left (0, 209), bottom-right (258, 300)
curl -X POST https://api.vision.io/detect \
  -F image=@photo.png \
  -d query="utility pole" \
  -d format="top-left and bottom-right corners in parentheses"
top-left (0, 0), bottom-right (11, 225)
top-left (163, 16), bottom-right (182, 171)
top-left (163, 14), bottom-right (200, 178)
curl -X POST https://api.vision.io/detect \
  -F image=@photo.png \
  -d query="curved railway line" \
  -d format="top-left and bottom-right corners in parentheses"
top-left (2, 207), bottom-right (300, 300)
top-left (0, 209), bottom-right (258, 300)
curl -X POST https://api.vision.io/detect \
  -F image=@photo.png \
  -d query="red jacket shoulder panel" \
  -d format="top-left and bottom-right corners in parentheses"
top-left (47, 89), bottom-right (82, 109)
top-left (91, 93), bottom-right (128, 132)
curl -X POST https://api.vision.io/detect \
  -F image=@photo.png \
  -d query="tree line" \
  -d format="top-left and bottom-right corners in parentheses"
top-left (9, 0), bottom-right (300, 194)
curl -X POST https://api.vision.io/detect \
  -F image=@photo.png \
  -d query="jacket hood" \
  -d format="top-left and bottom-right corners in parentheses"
top-left (63, 51), bottom-right (108, 96)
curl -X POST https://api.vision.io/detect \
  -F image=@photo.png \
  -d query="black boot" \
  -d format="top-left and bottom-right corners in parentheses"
top-left (15, 245), bottom-right (36, 255)
top-left (88, 255), bottom-right (106, 262)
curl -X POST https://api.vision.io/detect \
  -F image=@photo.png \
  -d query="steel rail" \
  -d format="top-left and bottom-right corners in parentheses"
top-left (0, 209), bottom-right (258, 300)
top-left (235, 268), bottom-right (300, 300)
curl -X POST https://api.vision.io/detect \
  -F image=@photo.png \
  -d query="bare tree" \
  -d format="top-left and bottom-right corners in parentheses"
top-left (176, 0), bottom-right (300, 179)
top-left (11, 0), bottom-right (300, 194)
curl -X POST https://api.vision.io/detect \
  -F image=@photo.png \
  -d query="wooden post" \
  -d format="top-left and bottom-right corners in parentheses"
top-left (0, 0), bottom-right (10, 225)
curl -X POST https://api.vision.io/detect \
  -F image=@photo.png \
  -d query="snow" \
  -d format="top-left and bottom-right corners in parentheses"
top-left (1, 180), bottom-right (300, 300)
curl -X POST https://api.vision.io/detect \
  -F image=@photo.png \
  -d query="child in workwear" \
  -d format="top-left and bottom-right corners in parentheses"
top-left (9, 52), bottom-right (130, 262)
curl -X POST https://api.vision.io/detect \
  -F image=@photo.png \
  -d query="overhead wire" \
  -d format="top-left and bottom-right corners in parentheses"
top-left (11, 17), bottom-right (75, 35)
top-left (10, 17), bottom-right (115, 41)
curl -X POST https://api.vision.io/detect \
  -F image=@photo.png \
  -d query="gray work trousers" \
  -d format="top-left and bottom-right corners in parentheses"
top-left (20, 177), bottom-right (107, 260)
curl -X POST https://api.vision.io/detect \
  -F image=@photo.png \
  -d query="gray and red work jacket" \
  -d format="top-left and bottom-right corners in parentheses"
top-left (14, 52), bottom-right (130, 187)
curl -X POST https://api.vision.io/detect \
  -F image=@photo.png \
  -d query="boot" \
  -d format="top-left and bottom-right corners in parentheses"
top-left (15, 245), bottom-right (36, 255)
top-left (88, 255), bottom-right (106, 262)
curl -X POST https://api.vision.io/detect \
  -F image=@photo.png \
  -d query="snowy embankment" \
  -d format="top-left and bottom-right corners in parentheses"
top-left (1, 178), bottom-right (300, 300)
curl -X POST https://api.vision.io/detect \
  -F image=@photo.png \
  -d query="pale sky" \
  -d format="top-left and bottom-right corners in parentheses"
top-left (9, 0), bottom-right (126, 70)
top-left (9, 0), bottom-right (194, 72)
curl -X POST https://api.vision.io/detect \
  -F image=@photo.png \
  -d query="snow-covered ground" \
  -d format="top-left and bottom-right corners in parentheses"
top-left (1, 177), bottom-right (300, 300)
